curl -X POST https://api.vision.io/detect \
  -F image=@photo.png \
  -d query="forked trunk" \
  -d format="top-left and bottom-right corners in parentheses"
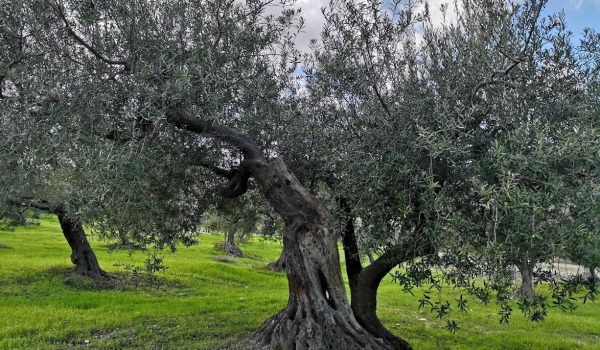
top-left (167, 114), bottom-right (399, 348)
top-left (516, 261), bottom-right (535, 299)
top-left (238, 159), bottom-right (396, 350)
top-left (339, 197), bottom-right (412, 350)
top-left (349, 263), bottom-right (412, 350)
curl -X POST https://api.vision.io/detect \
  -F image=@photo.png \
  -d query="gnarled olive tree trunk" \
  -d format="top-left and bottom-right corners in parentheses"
top-left (222, 229), bottom-right (244, 257)
top-left (240, 159), bottom-right (397, 350)
top-left (590, 267), bottom-right (598, 285)
top-left (8, 198), bottom-right (108, 278)
top-left (267, 249), bottom-right (287, 272)
top-left (168, 111), bottom-right (398, 349)
top-left (55, 208), bottom-right (109, 278)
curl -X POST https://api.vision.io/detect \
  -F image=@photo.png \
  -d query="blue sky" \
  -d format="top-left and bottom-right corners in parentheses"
top-left (293, 0), bottom-right (600, 52)
top-left (545, 0), bottom-right (600, 41)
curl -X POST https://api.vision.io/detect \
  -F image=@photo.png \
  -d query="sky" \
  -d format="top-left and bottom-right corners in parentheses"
top-left (546, 0), bottom-right (600, 40)
top-left (292, 0), bottom-right (600, 51)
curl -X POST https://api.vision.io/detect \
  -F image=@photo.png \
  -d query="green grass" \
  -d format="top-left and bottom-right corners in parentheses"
top-left (1, 216), bottom-right (599, 349)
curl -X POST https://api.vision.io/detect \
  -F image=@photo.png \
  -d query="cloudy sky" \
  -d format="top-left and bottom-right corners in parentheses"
top-left (292, 0), bottom-right (600, 51)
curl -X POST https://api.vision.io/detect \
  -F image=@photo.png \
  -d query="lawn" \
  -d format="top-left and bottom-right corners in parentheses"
top-left (0, 216), bottom-right (598, 349)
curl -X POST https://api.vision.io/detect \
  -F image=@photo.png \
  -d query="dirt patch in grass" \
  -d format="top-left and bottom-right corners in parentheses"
top-left (0, 243), bottom-right (12, 249)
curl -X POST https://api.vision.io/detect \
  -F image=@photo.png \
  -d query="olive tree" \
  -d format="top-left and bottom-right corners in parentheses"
top-left (0, 1), bottom-right (109, 277)
top-left (0, 0), bottom-right (402, 348)
top-left (2, 0), bottom-right (598, 349)
top-left (297, 0), bottom-right (599, 341)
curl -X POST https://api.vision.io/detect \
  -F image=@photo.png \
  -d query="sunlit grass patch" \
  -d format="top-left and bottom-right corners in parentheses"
top-left (1, 215), bottom-right (599, 349)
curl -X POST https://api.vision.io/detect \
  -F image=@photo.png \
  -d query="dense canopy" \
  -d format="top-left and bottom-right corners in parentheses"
top-left (1, 0), bottom-right (598, 348)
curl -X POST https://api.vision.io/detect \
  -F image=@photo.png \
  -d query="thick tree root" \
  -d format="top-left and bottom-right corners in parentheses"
top-left (229, 302), bottom-right (396, 350)
top-left (73, 265), bottom-right (111, 279)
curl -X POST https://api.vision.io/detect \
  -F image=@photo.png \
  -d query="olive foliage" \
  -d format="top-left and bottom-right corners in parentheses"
top-left (300, 0), bottom-right (599, 321)
top-left (0, 0), bottom-right (599, 347)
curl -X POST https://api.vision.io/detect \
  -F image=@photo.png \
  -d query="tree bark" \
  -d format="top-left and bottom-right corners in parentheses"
top-left (168, 111), bottom-right (400, 349)
top-left (238, 158), bottom-right (396, 350)
top-left (589, 266), bottom-right (598, 285)
top-left (515, 260), bottom-right (535, 299)
top-left (349, 254), bottom-right (413, 350)
top-left (55, 209), bottom-right (109, 278)
top-left (7, 198), bottom-right (108, 278)
top-left (339, 197), bottom-right (413, 350)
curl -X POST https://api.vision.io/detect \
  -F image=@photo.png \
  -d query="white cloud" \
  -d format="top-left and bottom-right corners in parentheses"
top-left (569, 0), bottom-right (583, 9)
top-left (295, 0), bottom-right (328, 52)
top-left (418, 0), bottom-right (459, 26)
top-left (291, 0), bottom-right (456, 52)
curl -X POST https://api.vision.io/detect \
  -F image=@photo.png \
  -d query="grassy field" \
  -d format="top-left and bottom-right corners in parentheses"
top-left (0, 216), bottom-right (599, 350)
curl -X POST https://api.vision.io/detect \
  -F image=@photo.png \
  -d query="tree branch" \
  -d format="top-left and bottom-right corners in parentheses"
top-left (472, 1), bottom-right (543, 100)
top-left (191, 159), bottom-right (237, 179)
top-left (52, 0), bottom-right (130, 71)
top-left (164, 107), bottom-right (264, 160)
top-left (373, 84), bottom-right (392, 119)
top-left (522, 1), bottom-right (544, 56)
top-left (7, 197), bottom-right (65, 215)
top-left (472, 58), bottom-right (523, 98)
top-left (220, 163), bottom-right (252, 198)
top-left (190, 159), bottom-right (252, 198)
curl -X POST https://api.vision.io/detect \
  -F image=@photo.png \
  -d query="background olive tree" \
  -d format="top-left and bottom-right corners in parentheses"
top-left (0, 0), bottom-right (405, 348)
top-left (294, 0), bottom-right (599, 337)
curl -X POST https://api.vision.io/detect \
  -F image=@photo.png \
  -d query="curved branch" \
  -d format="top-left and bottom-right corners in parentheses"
top-left (7, 197), bottom-right (65, 214)
top-left (192, 159), bottom-right (237, 179)
top-left (164, 107), bottom-right (264, 160)
top-left (51, 0), bottom-right (130, 70)
top-left (220, 165), bottom-right (252, 198)
top-left (472, 58), bottom-right (522, 98)
top-left (188, 156), bottom-right (252, 198)
top-left (471, 2), bottom-right (543, 100)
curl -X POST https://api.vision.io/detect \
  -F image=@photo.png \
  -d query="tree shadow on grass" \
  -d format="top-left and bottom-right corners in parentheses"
top-left (41, 266), bottom-right (191, 294)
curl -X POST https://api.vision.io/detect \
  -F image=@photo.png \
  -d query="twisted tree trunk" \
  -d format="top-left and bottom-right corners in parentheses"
top-left (168, 110), bottom-right (399, 349)
top-left (239, 159), bottom-right (396, 350)
top-left (55, 209), bottom-right (109, 278)
top-left (222, 229), bottom-right (243, 257)
top-left (8, 198), bottom-right (108, 278)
